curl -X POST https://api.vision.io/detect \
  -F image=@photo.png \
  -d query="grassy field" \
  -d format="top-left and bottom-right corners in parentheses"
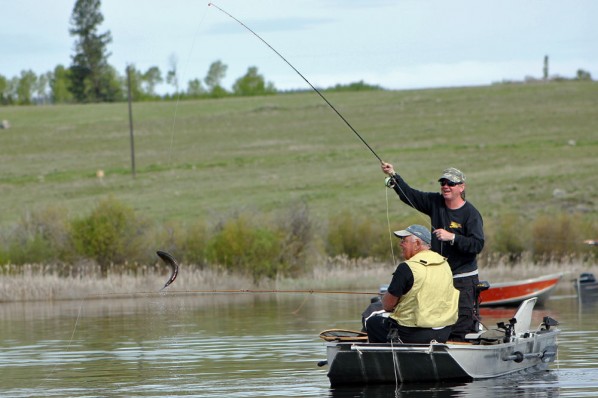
top-left (1, 81), bottom-right (597, 239)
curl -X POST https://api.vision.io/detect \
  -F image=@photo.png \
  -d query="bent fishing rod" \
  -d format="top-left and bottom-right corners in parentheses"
top-left (208, 2), bottom-right (384, 164)
top-left (92, 288), bottom-right (378, 298)
top-left (207, 3), bottom-right (437, 233)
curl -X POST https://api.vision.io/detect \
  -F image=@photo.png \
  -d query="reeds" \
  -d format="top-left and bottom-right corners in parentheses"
top-left (1, 256), bottom-right (592, 302)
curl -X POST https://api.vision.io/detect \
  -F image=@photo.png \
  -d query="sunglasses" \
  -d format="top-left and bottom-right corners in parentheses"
top-left (439, 179), bottom-right (462, 187)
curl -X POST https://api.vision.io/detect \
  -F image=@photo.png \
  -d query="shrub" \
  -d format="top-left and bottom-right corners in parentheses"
top-left (181, 219), bottom-right (209, 267)
top-left (205, 213), bottom-right (285, 280)
top-left (140, 219), bottom-right (186, 268)
top-left (70, 197), bottom-right (148, 275)
top-left (1, 206), bottom-right (71, 265)
top-left (326, 210), bottom-right (386, 259)
top-left (486, 213), bottom-right (527, 263)
top-left (0, 247), bottom-right (8, 265)
top-left (275, 201), bottom-right (316, 276)
top-left (531, 212), bottom-right (586, 261)
top-left (143, 219), bottom-right (212, 269)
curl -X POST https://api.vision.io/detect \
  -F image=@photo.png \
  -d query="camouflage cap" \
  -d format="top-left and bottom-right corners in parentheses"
top-left (438, 167), bottom-right (466, 184)
top-left (393, 224), bottom-right (431, 245)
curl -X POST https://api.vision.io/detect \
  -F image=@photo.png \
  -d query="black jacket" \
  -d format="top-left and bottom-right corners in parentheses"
top-left (390, 173), bottom-right (484, 275)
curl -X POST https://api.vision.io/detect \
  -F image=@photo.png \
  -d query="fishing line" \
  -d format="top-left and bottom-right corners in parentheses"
top-left (166, 5), bottom-right (211, 169)
top-left (39, 253), bottom-right (178, 387)
top-left (35, 297), bottom-right (86, 389)
top-left (207, 3), bottom-right (434, 236)
top-left (385, 185), bottom-right (397, 265)
top-left (207, 2), bottom-right (384, 164)
top-left (207, 2), bottom-right (435, 260)
top-left (391, 339), bottom-right (401, 394)
top-left (122, 288), bottom-right (377, 296)
top-left (291, 294), bottom-right (311, 315)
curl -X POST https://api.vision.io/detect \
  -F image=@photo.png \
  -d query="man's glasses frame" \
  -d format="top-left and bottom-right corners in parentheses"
top-left (439, 179), bottom-right (462, 187)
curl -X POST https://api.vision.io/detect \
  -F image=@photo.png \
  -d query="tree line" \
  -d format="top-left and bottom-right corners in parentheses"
top-left (0, 0), bottom-right (283, 106)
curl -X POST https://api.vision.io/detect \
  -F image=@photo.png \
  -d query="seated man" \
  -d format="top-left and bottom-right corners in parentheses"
top-left (365, 224), bottom-right (459, 344)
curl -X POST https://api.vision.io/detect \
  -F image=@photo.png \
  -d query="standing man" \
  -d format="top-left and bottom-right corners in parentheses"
top-left (365, 224), bottom-right (459, 343)
top-left (381, 162), bottom-right (484, 341)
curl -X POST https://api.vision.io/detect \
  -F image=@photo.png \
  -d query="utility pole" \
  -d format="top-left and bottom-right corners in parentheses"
top-left (126, 65), bottom-right (136, 178)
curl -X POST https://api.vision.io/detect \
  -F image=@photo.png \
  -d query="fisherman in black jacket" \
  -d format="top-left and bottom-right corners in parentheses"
top-left (381, 162), bottom-right (485, 341)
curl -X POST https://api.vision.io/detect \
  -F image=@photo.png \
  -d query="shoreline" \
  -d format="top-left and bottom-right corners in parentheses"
top-left (1, 258), bottom-right (593, 303)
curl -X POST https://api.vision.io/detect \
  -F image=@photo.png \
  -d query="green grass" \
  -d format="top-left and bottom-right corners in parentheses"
top-left (1, 81), bottom-right (597, 233)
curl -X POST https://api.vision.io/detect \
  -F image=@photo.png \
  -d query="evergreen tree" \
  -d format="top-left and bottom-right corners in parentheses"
top-left (68, 0), bottom-right (120, 102)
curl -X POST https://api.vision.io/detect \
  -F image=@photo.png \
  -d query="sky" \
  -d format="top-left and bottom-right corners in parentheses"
top-left (1, 0), bottom-right (596, 94)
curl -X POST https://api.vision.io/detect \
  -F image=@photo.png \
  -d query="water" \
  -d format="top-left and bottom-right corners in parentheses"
top-left (0, 291), bottom-right (597, 397)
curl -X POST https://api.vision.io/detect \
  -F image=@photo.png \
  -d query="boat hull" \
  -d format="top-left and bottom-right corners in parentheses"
top-left (326, 330), bottom-right (559, 386)
top-left (479, 273), bottom-right (562, 307)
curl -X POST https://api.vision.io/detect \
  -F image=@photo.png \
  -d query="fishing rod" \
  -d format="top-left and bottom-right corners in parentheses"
top-left (207, 2), bottom-right (384, 164)
top-left (84, 288), bottom-right (378, 299)
top-left (207, 2), bottom-right (434, 233)
top-left (158, 288), bottom-right (376, 295)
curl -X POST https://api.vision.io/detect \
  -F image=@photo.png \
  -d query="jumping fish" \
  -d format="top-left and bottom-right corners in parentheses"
top-left (157, 250), bottom-right (179, 291)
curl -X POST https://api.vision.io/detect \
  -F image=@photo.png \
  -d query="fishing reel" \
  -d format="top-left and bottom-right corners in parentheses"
top-left (385, 176), bottom-right (396, 188)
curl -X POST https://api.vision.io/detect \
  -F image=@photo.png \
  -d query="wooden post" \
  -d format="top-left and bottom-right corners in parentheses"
top-left (127, 65), bottom-right (136, 178)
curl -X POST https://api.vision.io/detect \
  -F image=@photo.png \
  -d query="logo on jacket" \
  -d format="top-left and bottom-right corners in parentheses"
top-left (449, 221), bottom-right (462, 229)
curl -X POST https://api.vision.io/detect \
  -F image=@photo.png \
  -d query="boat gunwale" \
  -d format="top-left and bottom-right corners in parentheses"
top-left (480, 284), bottom-right (558, 306)
top-left (326, 327), bottom-right (560, 352)
top-left (485, 272), bottom-right (563, 288)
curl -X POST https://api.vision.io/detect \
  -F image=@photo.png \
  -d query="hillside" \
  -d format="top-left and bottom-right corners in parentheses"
top-left (1, 81), bottom-right (596, 234)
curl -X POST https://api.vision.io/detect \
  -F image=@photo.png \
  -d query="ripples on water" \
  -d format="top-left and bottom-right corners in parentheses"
top-left (0, 294), bottom-right (597, 397)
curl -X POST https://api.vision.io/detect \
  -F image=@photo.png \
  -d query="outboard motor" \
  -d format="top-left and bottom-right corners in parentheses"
top-left (541, 316), bottom-right (559, 331)
top-left (579, 273), bottom-right (596, 284)
top-left (360, 285), bottom-right (388, 331)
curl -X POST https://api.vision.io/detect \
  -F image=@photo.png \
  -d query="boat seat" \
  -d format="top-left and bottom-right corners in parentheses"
top-left (464, 329), bottom-right (504, 344)
top-left (464, 330), bottom-right (484, 340)
top-left (512, 297), bottom-right (537, 334)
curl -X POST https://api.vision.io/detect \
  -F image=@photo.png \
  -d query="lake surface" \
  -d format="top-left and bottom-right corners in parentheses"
top-left (1, 289), bottom-right (597, 397)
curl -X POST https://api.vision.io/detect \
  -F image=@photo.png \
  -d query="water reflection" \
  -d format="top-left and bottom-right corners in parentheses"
top-left (0, 293), bottom-right (597, 397)
top-left (329, 370), bottom-right (561, 397)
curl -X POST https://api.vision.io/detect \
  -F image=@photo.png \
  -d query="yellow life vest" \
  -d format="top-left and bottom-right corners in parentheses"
top-left (390, 250), bottom-right (459, 328)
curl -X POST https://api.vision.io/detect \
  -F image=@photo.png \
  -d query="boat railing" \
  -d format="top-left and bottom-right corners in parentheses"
top-left (348, 343), bottom-right (443, 352)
